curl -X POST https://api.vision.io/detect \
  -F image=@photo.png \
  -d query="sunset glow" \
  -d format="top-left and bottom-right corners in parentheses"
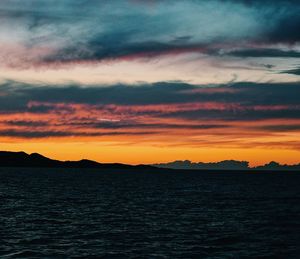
top-left (1, 0), bottom-right (300, 165)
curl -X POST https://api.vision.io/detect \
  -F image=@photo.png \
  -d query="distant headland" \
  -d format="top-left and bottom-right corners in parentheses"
top-left (153, 160), bottom-right (300, 171)
top-left (0, 151), bottom-right (299, 171)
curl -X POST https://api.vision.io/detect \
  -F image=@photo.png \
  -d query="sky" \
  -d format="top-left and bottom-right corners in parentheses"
top-left (0, 0), bottom-right (300, 166)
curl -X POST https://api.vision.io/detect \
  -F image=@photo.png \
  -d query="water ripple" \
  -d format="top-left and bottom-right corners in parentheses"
top-left (0, 168), bottom-right (299, 258)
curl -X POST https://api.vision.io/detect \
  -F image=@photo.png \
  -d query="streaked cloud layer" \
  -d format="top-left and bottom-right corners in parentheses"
top-left (0, 80), bottom-right (299, 150)
top-left (0, 1), bottom-right (299, 60)
top-left (0, 0), bottom-right (299, 164)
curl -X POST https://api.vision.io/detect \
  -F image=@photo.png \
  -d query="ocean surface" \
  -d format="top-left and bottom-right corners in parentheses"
top-left (0, 168), bottom-right (299, 258)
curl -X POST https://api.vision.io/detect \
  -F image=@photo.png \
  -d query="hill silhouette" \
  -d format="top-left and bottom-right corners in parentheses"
top-left (0, 151), bottom-right (154, 171)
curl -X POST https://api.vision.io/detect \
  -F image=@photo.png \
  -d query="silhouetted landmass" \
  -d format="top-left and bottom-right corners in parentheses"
top-left (254, 161), bottom-right (300, 171)
top-left (153, 160), bottom-right (300, 171)
top-left (153, 160), bottom-right (250, 170)
top-left (0, 151), bottom-right (154, 171)
top-left (0, 151), bottom-right (299, 171)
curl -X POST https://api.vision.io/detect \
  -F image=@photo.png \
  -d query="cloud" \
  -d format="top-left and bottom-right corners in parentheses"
top-left (0, 80), bottom-right (299, 152)
top-left (281, 67), bottom-right (300, 76)
top-left (0, 0), bottom-right (299, 68)
top-left (1, 80), bottom-right (300, 120)
top-left (9, 80), bottom-right (300, 104)
top-left (1, 120), bottom-right (49, 127)
top-left (223, 49), bottom-right (300, 58)
top-left (265, 12), bottom-right (300, 44)
top-left (256, 125), bottom-right (300, 132)
top-left (0, 129), bottom-right (157, 139)
top-left (65, 121), bottom-right (229, 130)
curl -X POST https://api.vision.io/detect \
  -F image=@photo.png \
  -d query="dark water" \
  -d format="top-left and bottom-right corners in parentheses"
top-left (0, 168), bottom-right (299, 258)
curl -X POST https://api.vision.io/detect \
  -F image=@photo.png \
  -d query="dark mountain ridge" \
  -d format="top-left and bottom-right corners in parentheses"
top-left (0, 151), bottom-right (154, 170)
top-left (0, 151), bottom-right (299, 171)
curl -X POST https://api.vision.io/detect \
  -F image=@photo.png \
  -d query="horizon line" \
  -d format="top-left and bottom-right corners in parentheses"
top-left (1, 150), bottom-right (300, 169)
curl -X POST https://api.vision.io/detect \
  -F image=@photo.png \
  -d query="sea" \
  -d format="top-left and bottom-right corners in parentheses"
top-left (0, 168), bottom-right (299, 258)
